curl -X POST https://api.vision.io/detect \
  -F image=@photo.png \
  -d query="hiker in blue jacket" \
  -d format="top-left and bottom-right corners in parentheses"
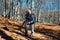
top-left (24, 9), bottom-right (36, 39)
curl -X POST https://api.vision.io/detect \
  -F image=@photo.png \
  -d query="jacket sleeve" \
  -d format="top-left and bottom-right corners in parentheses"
top-left (30, 14), bottom-right (36, 23)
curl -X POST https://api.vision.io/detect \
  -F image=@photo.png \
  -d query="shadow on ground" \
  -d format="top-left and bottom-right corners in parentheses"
top-left (0, 30), bottom-right (14, 40)
top-left (35, 28), bottom-right (60, 40)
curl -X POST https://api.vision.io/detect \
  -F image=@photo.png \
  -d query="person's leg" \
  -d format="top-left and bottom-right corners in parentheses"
top-left (30, 24), bottom-right (34, 39)
top-left (25, 24), bottom-right (29, 36)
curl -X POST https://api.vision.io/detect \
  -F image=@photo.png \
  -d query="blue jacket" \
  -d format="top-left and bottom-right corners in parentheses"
top-left (25, 13), bottom-right (36, 25)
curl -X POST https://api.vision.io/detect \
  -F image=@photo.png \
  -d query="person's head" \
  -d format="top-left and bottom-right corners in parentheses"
top-left (28, 8), bottom-right (32, 14)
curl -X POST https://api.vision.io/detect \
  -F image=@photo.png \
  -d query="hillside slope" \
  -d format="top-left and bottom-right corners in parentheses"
top-left (0, 16), bottom-right (60, 40)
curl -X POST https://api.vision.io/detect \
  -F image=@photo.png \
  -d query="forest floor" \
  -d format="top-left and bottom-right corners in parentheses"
top-left (0, 16), bottom-right (60, 40)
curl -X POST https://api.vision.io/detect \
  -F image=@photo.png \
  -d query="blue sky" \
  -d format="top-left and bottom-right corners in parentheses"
top-left (13, 0), bottom-right (60, 12)
top-left (42, 0), bottom-right (59, 12)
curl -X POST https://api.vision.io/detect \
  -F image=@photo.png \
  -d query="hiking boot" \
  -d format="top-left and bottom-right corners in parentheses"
top-left (24, 34), bottom-right (28, 37)
top-left (30, 35), bottom-right (34, 40)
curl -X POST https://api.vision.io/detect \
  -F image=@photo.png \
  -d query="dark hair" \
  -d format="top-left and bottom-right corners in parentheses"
top-left (26, 11), bottom-right (29, 14)
top-left (28, 8), bottom-right (32, 10)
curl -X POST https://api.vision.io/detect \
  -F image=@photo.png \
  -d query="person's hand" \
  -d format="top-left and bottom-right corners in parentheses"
top-left (29, 22), bottom-right (30, 24)
top-left (28, 22), bottom-right (30, 24)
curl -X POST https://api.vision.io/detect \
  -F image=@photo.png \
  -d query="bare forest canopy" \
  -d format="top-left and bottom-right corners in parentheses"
top-left (0, 0), bottom-right (60, 24)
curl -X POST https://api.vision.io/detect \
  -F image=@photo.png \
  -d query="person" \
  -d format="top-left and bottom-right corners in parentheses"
top-left (24, 9), bottom-right (36, 39)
